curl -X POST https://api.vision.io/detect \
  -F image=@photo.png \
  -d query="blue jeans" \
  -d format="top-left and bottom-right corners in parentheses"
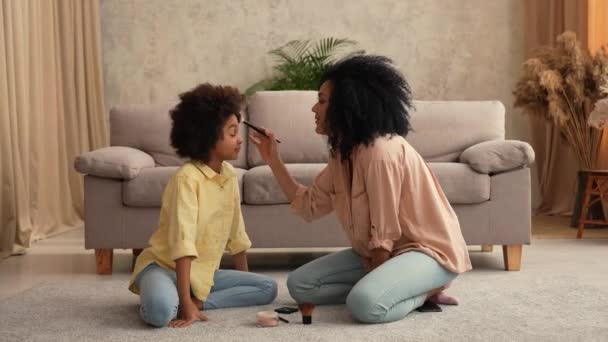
top-left (286, 248), bottom-right (457, 324)
top-left (135, 263), bottom-right (278, 327)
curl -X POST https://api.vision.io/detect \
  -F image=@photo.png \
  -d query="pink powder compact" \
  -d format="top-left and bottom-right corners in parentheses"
top-left (256, 311), bottom-right (279, 327)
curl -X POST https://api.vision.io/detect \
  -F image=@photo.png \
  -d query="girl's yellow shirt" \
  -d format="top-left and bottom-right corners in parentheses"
top-left (128, 161), bottom-right (251, 300)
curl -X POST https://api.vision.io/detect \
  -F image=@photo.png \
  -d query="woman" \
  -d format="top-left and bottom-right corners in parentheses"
top-left (249, 55), bottom-right (471, 324)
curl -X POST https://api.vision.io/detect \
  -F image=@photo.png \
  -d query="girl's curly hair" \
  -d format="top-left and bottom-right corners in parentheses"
top-left (170, 83), bottom-right (243, 162)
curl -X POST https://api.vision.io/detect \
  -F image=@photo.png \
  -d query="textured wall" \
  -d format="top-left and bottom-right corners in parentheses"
top-left (101, 0), bottom-right (538, 206)
top-left (101, 0), bottom-right (527, 140)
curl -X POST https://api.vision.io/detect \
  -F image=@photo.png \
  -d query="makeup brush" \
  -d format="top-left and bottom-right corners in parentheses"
top-left (298, 302), bottom-right (315, 325)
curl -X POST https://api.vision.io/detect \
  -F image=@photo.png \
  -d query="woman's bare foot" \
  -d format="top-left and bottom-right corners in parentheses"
top-left (425, 286), bottom-right (444, 300)
top-left (427, 291), bottom-right (459, 305)
top-left (425, 281), bottom-right (459, 306)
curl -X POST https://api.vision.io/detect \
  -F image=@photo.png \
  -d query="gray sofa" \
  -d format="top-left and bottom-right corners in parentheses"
top-left (74, 91), bottom-right (534, 274)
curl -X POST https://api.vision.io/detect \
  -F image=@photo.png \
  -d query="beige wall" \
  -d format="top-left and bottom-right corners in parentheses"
top-left (101, 0), bottom-right (527, 136)
top-left (101, 0), bottom-right (538, 204)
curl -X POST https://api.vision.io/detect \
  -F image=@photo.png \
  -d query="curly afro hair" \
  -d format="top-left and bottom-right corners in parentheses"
top-left (320, 54), bottom-right (413, 160)
top-left (170, 83), bottom-right (244, 162)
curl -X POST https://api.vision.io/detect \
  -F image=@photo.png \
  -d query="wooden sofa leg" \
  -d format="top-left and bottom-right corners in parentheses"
top-left (502, 245), bottom-right (522, 271)
top-left (132, 249), bottom-right (143, 271)
top-left (481, 245), bottom-right (493, 252)
top-left (95, 249), bottom-right (113, 275)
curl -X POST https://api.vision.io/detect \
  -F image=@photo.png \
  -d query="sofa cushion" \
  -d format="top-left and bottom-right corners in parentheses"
top-left (427, 163), bottom-right (490, 204)
top-left (243, 162), bottom-right (489, 205)
top-left (246, 91), bottom-right (329, 167)
top-left (123, 166), bottom-right (246, 207)
top-left (460, 140), bottom-right (535, 174)
top-left (407, 101), bottom-right (505, 162)
top-left (74, 146), bottom-right (155, 180)
top-left (243, 164), bottom-right (326, 204)
top-left (110, 103), bottom-right (248, 169)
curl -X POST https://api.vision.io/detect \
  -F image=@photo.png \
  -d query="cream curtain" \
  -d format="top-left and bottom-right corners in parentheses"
top-left (0, 0), bottom-right (108, 259)
top-left (524, 0), bottom-right (607, 215)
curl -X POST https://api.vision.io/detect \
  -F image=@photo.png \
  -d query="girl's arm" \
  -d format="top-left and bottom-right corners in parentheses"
top-left (226, 176), bottom-right (252, 268)
top-left (175, 256), bottom-right (195, 306)
top-left (165, 176), bottom-right (208, 327)
top-left (232, 251), bottom-right (249, 272)
top-left (171, 256), bottom-right (208, 328)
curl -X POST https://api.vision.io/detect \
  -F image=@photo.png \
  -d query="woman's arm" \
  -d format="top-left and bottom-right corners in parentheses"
top-left (249, 129), bottom-right (298, 201)
top-left (249, 129), bottom-right (334, 221)
top-left (365, 160), bottom-right (404, 270)
top-left (368, 249), bottom-right (391, 271)
top-left (267, 157), bottom-right (299, 202)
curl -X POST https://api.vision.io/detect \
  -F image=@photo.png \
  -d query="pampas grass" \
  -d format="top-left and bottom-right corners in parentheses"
top-left (514, 31), bottom-right (608, 169)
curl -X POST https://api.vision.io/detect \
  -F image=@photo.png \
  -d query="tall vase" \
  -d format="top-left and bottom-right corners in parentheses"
top-left (570, 170), bottom-right (607, 227)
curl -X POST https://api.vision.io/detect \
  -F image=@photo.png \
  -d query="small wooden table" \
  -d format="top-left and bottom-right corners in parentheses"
top-left (577, 170), bottom-right (608, 238)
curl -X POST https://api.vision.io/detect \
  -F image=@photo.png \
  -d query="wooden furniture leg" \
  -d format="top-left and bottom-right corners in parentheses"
top-left (502, 245), bottom-right (522, 271)
top-left (576, 172), bottom-right (608, 238)
top-left (132, 248), bottom-right (143, 271)
top-left (577, 176), bottom-right (595, 239)
top-left (95, 249), bottom-right (113, 275)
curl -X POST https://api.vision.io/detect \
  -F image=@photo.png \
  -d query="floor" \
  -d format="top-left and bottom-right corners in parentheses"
top-left (532, 214), bottom-right (608, 239)
top-left (0, 239), bottom-right (608, 342)
top-left (1, 215), bottom-right (606, 301)
top-left (3, 238), bottom-right (607, 342)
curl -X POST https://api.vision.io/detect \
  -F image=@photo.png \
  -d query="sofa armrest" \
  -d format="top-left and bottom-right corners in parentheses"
top-left (459, 140), bottom-right (535, 174)
top-left (74, 146), bottom-right (155, 180)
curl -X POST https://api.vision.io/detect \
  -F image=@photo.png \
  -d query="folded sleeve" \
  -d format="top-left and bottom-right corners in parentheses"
top-left (365, 160), bottom-right (403, 253)
top-left (289, 164), bottom-right (335, 222)
top-left (167, 175), bottom-right (201, 261)
top-left (226, 183), bottom-right (252, 255)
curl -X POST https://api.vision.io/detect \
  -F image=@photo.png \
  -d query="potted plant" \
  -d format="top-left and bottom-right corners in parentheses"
top-left (245, 38), bottom-right (360, 95)
top-left (513, 31), bottom-right (608, 226)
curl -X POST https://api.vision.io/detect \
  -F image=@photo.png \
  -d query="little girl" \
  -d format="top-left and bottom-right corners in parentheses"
top-left (129, 83), bottom-right (277, 328)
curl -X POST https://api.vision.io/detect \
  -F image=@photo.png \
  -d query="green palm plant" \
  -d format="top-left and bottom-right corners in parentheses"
top-left (245, 38), bottom-right (359, 96)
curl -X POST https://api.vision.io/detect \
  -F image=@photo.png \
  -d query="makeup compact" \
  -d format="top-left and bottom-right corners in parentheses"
top-left (256, 311), bottom-right (279, 327)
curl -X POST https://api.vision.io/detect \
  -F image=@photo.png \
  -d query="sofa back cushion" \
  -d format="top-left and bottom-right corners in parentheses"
top-left (246, 91), bottom-right (328, 167)
top-left (246, 94), bottom-right (505, 165)
top-left (407, 101), bottom-right (505, 161)
top-left (110, 103), bottom-right (249, 168)
top-left (122, 166), bottom-right (246, 207)
top-left (110, 98), bottom-right (504, 168)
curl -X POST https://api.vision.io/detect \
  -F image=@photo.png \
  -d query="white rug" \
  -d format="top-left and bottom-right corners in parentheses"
top-left (2, 239), bottom-right (608, 342)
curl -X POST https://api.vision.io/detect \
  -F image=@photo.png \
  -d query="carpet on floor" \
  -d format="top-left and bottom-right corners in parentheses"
top-left (1, 239), bottom-right (607, 342)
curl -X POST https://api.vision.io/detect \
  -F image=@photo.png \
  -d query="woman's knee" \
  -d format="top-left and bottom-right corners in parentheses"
top-left (140, 296), bottom-right (178, 327)
top-left (345, 286), bottom-right (387, 324)
top-left (286, 269), bottom-right (317, 302)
